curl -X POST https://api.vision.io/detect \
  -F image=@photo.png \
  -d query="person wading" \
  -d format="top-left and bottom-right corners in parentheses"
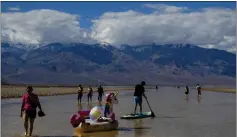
top-left (196, 84), bottom-right (201, 98)
top-left (97, 84), bottom-right (104, 103)
top-left (185, 86), bottom-right (189, 99)
top-left (20, 86), bottom-right (43, 136)
top-left (77, 85), bottom-right (83, 104)
top-left (87, 85), bottom-right (93, 103)
top-left (133, 81), bottom-right (147, 115)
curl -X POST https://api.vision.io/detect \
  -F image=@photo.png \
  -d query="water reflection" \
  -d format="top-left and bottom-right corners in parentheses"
top-left (74, 130), bottom-right (118, 137)
top-left (197, 96), bottom-right (201, 104)
top-left (78, 103), bottom-right (83, 111)
top-left (133, 119), bottom-right (146, 137)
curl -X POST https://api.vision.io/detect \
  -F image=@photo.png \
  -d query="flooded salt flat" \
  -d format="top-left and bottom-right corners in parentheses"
top-left (1, 87), bottom-right (236, 137)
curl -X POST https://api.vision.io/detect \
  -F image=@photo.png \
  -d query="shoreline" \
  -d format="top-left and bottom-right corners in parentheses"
top-left (1, 86), bottom-right (235, 99)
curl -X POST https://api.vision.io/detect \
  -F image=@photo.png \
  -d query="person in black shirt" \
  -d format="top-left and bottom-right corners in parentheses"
top-left (77, 85), bottom-right (83, 104)
top-left (185, 86), bottom-right (189, 99)
top-left (97, 84), bottom-right (104, 102)
top-left (134, 81), bottom-right (147, 115)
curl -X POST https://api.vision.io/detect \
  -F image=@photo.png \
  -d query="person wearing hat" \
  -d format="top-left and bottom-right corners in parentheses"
top-left (20, 86), bottom-right (44, 136)
top-left (133, 81), bottom-right (147, 115)
top-left (97, 84), bottom-right (104, 102)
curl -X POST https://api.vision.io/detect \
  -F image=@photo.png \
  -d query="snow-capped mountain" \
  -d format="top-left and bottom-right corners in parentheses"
top-left (1, 42), bottom-right (236, 85)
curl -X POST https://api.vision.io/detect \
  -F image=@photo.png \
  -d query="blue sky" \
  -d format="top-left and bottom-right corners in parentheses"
top-left (2, 1), bottom-right (236, 28)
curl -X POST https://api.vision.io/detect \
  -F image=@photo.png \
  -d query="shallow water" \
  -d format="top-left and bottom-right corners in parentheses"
top-left (1, 87), bottom-right (236, 137)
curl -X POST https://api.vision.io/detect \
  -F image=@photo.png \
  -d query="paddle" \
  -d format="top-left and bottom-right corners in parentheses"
top-left (144, 97), bottom-right (155, 117)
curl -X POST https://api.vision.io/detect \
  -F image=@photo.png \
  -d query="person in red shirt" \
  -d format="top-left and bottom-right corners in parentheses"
top-left (20, 86), bottom-right (43, 136)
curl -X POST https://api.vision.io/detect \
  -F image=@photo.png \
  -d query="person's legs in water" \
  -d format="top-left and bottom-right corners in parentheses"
top-left (78, 94), bottom-right (82, 104)
top-left (87, 94), bottom-right (90, 104)
top-left (23, 112), bottom-right (29, 136)
top-left (138, 97), bottom-right (143, 114)
top-left (134, 96), bottom-right (138, 115)
top-left (27, 109), bottom-right (36, 136)
top-left (77, 95), bottom-right (80, 104)
top-left (29, 118), bottom-right (35, 136)
top-left (89, 95), bottom-right (92, 102)
top-left (98, 94), bottom-right (102, 102)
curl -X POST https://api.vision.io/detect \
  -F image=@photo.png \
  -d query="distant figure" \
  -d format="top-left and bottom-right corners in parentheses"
top-left (97, 84), bottom-right (104, 102)
top-left (20, 86), bottom-right (43, 136)
top-left (77, 85), bottom-right (83, 104)
top-left (87, 85), bottom-right (93, 103)
top-left (185, 86), bottom-right (189, 99)
top-left (134, 81), bottom-right (147, 115)
top-left (156, 86), bottom-right (158, 91)
top-left (196, 84), bottom-right (201, 97)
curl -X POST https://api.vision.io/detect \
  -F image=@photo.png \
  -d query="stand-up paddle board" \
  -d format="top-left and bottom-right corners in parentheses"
top-left (120, 111), bottom-right (152, 119)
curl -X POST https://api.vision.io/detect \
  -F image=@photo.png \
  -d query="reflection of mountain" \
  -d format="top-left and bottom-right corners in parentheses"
top-left (2, 43), bottom-right (236, 85)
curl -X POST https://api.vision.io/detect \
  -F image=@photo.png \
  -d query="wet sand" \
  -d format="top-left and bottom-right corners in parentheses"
top-left (1, 87), bottom-right (235, 137)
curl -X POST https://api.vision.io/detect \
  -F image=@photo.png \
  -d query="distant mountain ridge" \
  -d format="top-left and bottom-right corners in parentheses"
top-left (1, 42), bottom-right (236, 86)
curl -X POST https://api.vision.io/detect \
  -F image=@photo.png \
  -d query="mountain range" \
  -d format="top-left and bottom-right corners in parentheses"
top-left (1, 42), bottom-right (236, 86)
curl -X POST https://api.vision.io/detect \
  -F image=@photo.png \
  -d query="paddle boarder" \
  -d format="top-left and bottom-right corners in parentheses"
top-left (196, 84), bottom-right (201, 97)
top-left (78, 85), bottom-right (83, 104)
top-left (20, 86), bottom-right (43, 136)
top-left (97, 84), bottom-right (104, 102)
top-left (133, 81), bottom-right (147, 115)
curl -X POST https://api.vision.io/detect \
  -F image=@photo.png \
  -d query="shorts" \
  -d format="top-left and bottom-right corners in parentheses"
top-left (25, 109), bottom-right (37, 119)
top-left (134, 96), bottom-right (142, 105)
top-left (185, 91), bottom-right (189, 95)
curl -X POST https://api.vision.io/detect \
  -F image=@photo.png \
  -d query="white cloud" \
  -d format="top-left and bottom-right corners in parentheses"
top-left (91, 7), bottom-right (236, 52)
top-left (1, 6), bottom-right (236, 52)
top-left (7, 7), bottom-right (20, 11)
top-left (143, 4), bottom-right (188, 13)
top-left (1, 9), bottom-right (96, 46)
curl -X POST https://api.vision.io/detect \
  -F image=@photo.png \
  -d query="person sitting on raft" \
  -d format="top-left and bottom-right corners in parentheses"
top-left (77, 85), bottom-right (83, 104)
top-left (133, 81), bottom-right (147, 115)
top-left (97, 84), bottom-right (104, 102)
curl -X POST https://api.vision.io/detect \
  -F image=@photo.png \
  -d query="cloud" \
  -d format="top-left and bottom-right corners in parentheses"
top-left (2, 9), bottom-right (96, 46)
top-left (91, 7), bottom-right (236, 52)
top-left (7, 7), bottom-right (20, 11)
top-left (2, 6), bottom-right (236, 52)
top-left (143, 4), bottom-right (188, 13)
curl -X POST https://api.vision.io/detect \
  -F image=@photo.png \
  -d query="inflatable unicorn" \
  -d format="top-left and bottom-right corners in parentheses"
top-left (70, 92), bottom-right (119, 129)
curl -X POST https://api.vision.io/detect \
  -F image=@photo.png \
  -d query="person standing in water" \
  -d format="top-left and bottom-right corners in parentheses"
top-left (77, 85), bottom-right (83, 104)
top-left (156, 85), bottom-right (158, 91)
top-left (134, 81), bottom-right (147, 115)
top-left (87, 85), bottom-right (93, 103)
top-left (196, 84), bottom-right (201, 97)
top-left (97, 84), bottom-right (104, 102)
top-left (185, 86), bottom-right (189, 99)
top-left (20, 86), bottom-right (43, 136)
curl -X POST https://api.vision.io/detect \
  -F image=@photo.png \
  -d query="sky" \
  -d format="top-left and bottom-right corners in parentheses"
top-left (1, 1), bottom-right (236, 52)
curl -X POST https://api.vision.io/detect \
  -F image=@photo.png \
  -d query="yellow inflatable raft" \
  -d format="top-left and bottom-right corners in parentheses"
top-left (74, 119), bottom-right (118, 134)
